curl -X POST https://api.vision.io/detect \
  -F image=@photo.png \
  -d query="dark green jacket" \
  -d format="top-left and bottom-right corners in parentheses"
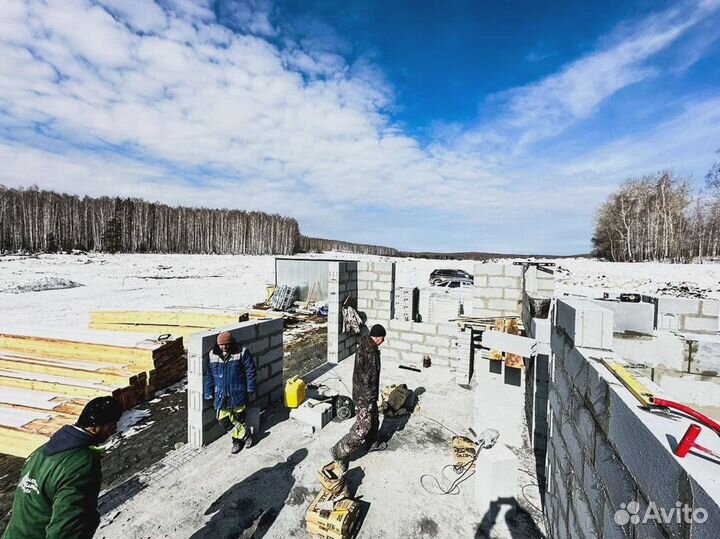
top-left (3, 425), bottom-right (103, 539)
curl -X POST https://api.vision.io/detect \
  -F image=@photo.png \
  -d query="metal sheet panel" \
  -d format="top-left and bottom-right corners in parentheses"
top-left (275, 259), bottom-right (330, 303)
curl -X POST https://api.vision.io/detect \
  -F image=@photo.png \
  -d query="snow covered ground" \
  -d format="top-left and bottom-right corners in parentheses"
top-left (2, 252), bottom-right (720, 336)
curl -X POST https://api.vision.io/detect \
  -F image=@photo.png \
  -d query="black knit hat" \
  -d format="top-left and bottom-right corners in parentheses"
top-left (76, 397), bottom-right (123, 428)
top-left (369, 324), bottom-right (386, 337)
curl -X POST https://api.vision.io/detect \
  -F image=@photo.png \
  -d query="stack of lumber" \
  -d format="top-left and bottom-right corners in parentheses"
top-left (0, 330), bottom-right (185, 458)
top-left (89, 309), bottom-right (250, 337)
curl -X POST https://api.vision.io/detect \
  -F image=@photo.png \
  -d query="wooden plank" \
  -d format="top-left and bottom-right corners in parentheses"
top-left (0, 355), bottom-right (144, 386)
top-left (0, 370), bottom-right (125, 399)
top-left (0, 334), bottom-right (157, 367)
top-left (90, 310), bottom-right (248, 327)
top-left (0, 426), bottom-right (48, 458)
top-left (89, 322), bottom-right (203, 338)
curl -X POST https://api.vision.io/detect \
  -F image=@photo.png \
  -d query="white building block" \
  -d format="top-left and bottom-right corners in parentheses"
top-left (289, 399), bottom-right (333, 431)
top-left (555, 299), bottom-right (614, 350)
top-left (475, 443), bottom-right (518, 520)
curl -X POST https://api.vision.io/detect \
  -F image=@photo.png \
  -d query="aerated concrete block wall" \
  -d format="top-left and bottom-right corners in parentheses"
top-left (472, 263), bottom-right (524, 317)
top-left (522, 295), bottom-right (551, 454)
top-left (381, 320), bottom-right (459, 369)
top-left (524, 265), bottom-right (556, 297)
top-left (645, 296), bottom-right (720, 334)
top-left (357, 261), bottom-right (395, 326)
top-left (187, 319), bottom-right (284, 447)
top-left (545, 299), bottom-right (720, 539)
top-left (328, 261), bottom-right (358, 364)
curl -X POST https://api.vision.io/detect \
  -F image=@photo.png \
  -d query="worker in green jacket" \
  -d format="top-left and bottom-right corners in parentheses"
top-left (3, 396), bottom-right (122, 539)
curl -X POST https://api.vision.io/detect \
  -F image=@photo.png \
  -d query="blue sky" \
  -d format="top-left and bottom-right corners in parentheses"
top-left (1, 0), bottom-right (719, 254)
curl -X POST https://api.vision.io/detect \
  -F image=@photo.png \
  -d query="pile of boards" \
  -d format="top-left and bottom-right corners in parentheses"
top-left (306, 462), bottom-right (361, 539)
top-left (0, 331), bottom-right (185, 458)
top-left (89, 309), bottom-right (251, 337)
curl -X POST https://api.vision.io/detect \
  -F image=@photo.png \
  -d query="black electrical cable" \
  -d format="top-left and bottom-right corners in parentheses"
top-left (419, 440), bottom-right (484, 495)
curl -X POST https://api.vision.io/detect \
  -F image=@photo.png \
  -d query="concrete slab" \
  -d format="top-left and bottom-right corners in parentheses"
top-left (97, 357), bottom-right (515, 539)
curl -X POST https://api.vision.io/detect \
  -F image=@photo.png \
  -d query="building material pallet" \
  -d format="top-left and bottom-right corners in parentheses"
top-left (89, 309), bottom-right (251, 337)
top-left (0, 332), bottom-right (186, 457)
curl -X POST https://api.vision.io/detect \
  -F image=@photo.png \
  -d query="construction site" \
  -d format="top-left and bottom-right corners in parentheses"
top-left (1, 254), bottom-right (719, 538)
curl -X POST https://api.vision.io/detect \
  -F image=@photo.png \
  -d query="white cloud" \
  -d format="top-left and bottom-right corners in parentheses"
top-left (0, 0), bottom-right (718, 253)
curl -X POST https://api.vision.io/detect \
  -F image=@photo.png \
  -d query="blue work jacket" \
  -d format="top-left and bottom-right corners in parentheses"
top-left (203, 346), bottom-right (257, 410)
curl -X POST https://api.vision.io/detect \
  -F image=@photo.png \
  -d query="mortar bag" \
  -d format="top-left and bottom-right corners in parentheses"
top-left (380, 384), bottom-right (414, 417)
top-left (452, 436), bottom-right (477, 468)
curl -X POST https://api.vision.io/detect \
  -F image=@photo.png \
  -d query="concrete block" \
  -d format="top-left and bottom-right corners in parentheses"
top-left (372, 281), bottom-right (393, 292)
top-left (556, 299), bottom-right (614, 350)
top-left (487, 299), bottom-right (520, 312)
top-left (574, 406), bottom-right (596, 459)
top-left (257, 346), bottom-right (283, 367)
top-left (503, 287), bottom-right (523, 300)
top-left (475, 443), bottom-right (518, 516)
top-left (560, 412), bottom-right (585, 475)
top-left (413, 323), bottom-right (439, 335)
top-left (488, 276), bottom-right (520, 288)
top-left (248, 337), bottom-right (269, 356)
top-left (269, 359), bottom-right (283, 377)
top-left (571, 487), bottom-right (601, 539)
top-left (611, 332), bottom-right (686, 372)
top-left (388, 339), bottom-right (412, 351)
top-left (425, 336), bottom-right (453, 349)
top-left (389, 320), bottom-right (414, 332)
top-left (682, 315), bottom-right (719, 334)
top-left (606, 391), bottom-right (686, 538)
top-left (602, 501), bottom-right (631, 539)
top-left (479, 287), bottom-right (505, 299)
top-left (503, 264), bottom-right (523, 277)
top-left (411, 343), bottom-right (437, 355)
top-left (289, 399), bottom-right (333, 430)
top-left (692, 338), bottom-right (720, 375)
top-left (700, 300), bottom-right (720, 317)
top-left (688, 475), bottom-right (720, 539)
top-left (481, 330), bottom-right (536, 357)
top-left (592, 300), bottom-right (655, 335)
top-left (258, 319), bottom-right (284, 337)
top-left (257, 373), bottom-right (282, 397)
top-left (656, 296), bottom-right (701, 317)
top-left (475, 263), bottom-right (504, 276)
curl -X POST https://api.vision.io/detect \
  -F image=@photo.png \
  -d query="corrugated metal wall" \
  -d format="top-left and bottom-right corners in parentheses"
top-left (275, 259), bottom-right (330, 302)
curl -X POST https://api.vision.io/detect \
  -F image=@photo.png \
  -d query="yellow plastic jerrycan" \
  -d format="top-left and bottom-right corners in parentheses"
top-left (284, 376), bottom-right (306, 408)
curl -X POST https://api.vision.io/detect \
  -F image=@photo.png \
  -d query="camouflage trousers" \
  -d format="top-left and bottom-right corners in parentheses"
top-left (332, 406), bottom-right (380, 461)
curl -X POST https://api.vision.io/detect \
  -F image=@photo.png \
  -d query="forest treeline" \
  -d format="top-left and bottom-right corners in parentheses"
top-left (298, 236), bottom-right (398, 256)
top-left (0, 186), bottom-right (395, 256)
top-left (593, 153), bottom-right (720, 262)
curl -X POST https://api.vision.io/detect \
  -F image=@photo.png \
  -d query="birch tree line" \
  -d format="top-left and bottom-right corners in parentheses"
top-left (0, 185), bottom-right (300, 255)
top-left (298, 236), bottom-right (399, 256)
top-left (593, 159), bottom-right (720, 261)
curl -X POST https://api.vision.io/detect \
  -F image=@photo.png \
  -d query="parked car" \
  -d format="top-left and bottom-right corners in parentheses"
top-left (432, 279), bottom-right (473, 289)
top-left (429, 269), bottom-right (474, 285)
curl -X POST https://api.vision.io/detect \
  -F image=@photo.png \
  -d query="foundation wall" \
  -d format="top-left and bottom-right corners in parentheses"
top-left (544, 299), bottom-right (720, 539)
top-left (187, 319), bottom-right (284, 447)
top-left (327, 261), bottom-right (358, 364)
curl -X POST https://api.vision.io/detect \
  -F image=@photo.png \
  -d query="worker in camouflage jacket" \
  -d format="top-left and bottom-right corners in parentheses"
top-left (204, 331), bottom-right (257, 454)
top-left (3, 396), bottom-right (122, 539)
top-left (331, 324), bottom-right (386, 471)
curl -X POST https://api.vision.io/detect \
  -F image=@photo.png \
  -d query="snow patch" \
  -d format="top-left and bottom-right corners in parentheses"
top-left (0, 276), bottom-right (83, 294)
